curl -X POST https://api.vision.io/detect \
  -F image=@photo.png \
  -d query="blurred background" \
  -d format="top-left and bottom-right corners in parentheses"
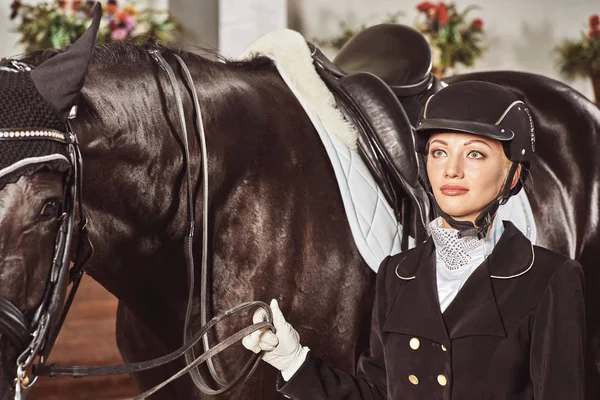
top-left (0, 0), bottom-right (598, 398)
top-left (1, 0), bottom-right (598, 102)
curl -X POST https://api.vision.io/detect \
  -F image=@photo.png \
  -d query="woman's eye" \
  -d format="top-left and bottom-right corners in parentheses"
top-left (467, 151), bottom-right (485, 159)
top-left (40, 200), bottom-right (60, 218)
top-left (430, 149), bottom-right (446, 157)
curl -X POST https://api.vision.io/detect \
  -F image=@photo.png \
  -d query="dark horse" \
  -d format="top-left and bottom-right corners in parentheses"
top-left (1, 27), bottom-right (600, 400)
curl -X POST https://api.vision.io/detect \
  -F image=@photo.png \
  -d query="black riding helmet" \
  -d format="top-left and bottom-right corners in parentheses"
top-left (414, 81), bottom-right (536, 238)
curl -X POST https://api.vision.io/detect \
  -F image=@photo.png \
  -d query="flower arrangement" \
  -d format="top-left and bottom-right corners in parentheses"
top-left (555, 14), bottom-right (600, 106)
top-left (415, 2), bottom-right (485, 77)
top-left (9, 0), bottom-right (184, 52)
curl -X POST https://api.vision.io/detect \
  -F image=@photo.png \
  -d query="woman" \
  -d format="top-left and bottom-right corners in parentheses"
top-left (242, 81), bottom-right (585, 399)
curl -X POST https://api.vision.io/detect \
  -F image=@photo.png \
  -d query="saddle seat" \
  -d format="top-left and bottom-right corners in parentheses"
top-left (314, 24), bottom-right (434, 97)
top-left (310, 32), bottom-right (432, 245)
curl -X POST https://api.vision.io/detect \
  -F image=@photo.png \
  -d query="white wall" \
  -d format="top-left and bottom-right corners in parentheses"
top-left (170, 0), bottom-right (218, 49)
top-left (0, 0), bottom-right (24, 57)
top-left (288, 0), bottom-right (598, 101)
top-left (219, 0), bottom-right (287, 58)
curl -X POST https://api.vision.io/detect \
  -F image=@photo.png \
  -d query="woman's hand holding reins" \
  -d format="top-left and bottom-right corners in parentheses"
top-left (242, 299), bottom-right (310, 380)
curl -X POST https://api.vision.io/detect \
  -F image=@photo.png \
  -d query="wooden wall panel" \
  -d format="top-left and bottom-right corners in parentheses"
top-left (29, 276), bottom-right (138, 400)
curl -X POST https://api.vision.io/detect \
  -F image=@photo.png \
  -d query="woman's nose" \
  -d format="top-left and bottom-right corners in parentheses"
top-left (443, 154), bottom-right (464, 178)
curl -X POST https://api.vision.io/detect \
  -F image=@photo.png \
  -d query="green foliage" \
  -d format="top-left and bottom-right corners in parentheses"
top-left (555, 33), bottom-right (600, 80)
top-left (13, 2), bottom-right (88, 51)
top-left (415, 2), bottom-right (486, 75)
top-left (10, 1), bottom-right (184, 52)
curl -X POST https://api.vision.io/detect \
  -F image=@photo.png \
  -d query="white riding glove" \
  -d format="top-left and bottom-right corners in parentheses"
top-left (242, 299), bottom-right (310, 380)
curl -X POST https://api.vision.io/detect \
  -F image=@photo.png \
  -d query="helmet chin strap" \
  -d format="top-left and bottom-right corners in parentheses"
top-left (435, 162), bottom-right (519, 239)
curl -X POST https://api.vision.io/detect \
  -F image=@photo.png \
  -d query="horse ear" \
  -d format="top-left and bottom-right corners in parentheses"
top-left (30, 2), bottom-right (102, 122)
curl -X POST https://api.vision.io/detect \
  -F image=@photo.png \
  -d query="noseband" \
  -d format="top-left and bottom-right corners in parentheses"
top-left (0, 299), bottom-right (29, 351)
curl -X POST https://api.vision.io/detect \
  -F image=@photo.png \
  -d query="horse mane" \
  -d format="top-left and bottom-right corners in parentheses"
top-left (6, 40), bottom-right (275, 75)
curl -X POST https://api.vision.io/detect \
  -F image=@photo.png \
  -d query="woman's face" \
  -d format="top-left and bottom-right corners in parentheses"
top-left (426, 132), bottom-right (517, 225)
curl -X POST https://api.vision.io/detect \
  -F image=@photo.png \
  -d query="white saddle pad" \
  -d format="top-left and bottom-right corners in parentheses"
top-left (241, 29), bottom-right (536, 272)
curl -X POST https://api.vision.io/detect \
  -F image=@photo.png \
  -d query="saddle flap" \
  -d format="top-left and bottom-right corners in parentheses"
top-left (338, 72), bottom-right (421, 188)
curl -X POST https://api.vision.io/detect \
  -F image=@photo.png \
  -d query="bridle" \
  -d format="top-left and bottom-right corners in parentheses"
top-left (0, 60), bottom-right (93, 400)
top-left (2, 52), bottom-right (274, 399)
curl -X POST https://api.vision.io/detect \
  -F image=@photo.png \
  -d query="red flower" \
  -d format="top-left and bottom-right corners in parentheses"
top-left (437, 3), bottom-right (449, 25)
top-left (590, 14), bottom-right (599, 29)
top-left (72, 0), bottom-right (82, 10)
top-left (417, 1), bottom-right (436, 12)
top-left (106, 0), bottom-right (118, 14)
top-left (9, 0), bottom-right (21, 20)
top-left (472, 18), bottom-right (484, 31)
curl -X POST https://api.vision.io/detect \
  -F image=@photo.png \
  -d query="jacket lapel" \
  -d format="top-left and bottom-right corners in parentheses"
top-left (382, 239), bottom-right (451, 346)
top-left (442, 258), bottom-right (507, 340)
top-left (441, 221), bottom-right (536, 339)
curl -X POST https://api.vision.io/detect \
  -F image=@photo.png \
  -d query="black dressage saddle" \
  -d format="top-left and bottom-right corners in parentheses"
top-left (321, 24), bottom-right (434, 94)
top-left (309, 24), bottom-right (439, 246)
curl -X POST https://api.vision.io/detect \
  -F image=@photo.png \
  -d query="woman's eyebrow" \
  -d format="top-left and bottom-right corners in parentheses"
top-left (430, 139), bottom-right (447, 146)
top-left (464, 139), bottom-right (492, 149)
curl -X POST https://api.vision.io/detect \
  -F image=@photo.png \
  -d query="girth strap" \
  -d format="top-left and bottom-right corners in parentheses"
top-left (0, 297), bottom-right (30, 350)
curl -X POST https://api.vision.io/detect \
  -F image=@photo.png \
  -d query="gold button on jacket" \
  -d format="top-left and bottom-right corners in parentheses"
top-left (437, 374), bottom-right (448, 386)
top-left (409, 337), bottom-right (420, 350)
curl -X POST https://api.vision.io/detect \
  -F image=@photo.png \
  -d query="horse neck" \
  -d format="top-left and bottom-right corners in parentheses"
top-left (74, 54), bottom-right (320, 317)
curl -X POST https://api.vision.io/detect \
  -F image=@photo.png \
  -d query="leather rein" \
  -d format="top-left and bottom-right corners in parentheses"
top-left (29, 51), bottom-right (274, 398)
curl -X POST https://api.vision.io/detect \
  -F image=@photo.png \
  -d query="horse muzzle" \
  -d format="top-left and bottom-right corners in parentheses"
top-left (0, 298), bottom-right (30, 353)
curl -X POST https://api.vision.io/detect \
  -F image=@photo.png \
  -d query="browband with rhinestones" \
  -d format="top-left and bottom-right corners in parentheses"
top-left (0, 128), bottom-right (68, 143)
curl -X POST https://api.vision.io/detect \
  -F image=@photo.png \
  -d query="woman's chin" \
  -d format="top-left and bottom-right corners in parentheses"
top-left (437, 207), bottom-right (477, 222)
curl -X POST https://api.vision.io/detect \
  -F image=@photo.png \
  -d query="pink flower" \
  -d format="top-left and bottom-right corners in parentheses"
top-left (111, 28), bottom-right (129, 40)
top-left (123, 14), bottom-right (136, 31)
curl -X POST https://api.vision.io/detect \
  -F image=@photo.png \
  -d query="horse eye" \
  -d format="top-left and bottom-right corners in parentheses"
top-left (40, 200), bottom-right (60, 218)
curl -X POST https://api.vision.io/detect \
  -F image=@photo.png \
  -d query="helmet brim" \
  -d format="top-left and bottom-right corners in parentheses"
top-left (416, 118), bottom-right (515, 142)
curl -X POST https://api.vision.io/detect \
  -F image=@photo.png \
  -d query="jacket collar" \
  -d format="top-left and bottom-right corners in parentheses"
top-left (383, 221), bottom-right (533, 342)
top-left (395, 220), bottom-right (534, 279)
top-left (488, 221), bottom-right (534, 279)
top-left (383, 239), bottom-right (451, 345)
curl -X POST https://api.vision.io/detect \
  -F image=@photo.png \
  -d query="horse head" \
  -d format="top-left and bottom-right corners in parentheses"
top-left (0, 4), bottom-right (99, 398)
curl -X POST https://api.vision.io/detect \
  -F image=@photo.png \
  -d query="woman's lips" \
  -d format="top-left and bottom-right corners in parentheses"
top-left (440, 185), bottom-right (469, 196)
